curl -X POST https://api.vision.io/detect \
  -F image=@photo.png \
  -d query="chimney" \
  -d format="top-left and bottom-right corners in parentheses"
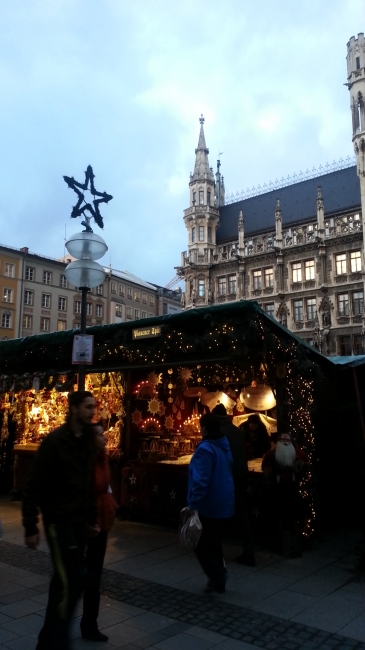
top-left (20, 247), bottom-right (29, 254)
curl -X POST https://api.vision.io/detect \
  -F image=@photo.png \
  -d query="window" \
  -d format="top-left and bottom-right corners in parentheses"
top-left (253, 270), bottom-right (262, 290)
top-left (141, 311), bottom-right (147, 319)
top-left (149, 295), bottom-right (155, 306)
top-left (5, 263), bottom-right (14, 278)
top-left (126, 287), bottom-right (132, 299)
top-left (292, 262), bottom-right (302, 283)
top-left (96, 304), bottom-right (102, 318)
top-left (339, 336), bottom-right (351, 356)
top-left (350, 251), bottom-right (361, 273)
top-left (336, 254), bottom-right (347, 275)
top-left (207, 190), bottom-right (211, 206)
top-left (43, 271), bottom-right (52, 285)
top-left (134, 290), bottom-right (140, 301)
top-left (40, 318), bottom-right (49, 332)
top-left (306, 298), bottom-right (317, 321)
top-left (111, 282), bottom-right (116, 294)
top-left (25, 267), bottom-right (34, 281)
top-left (1, 312), bottom-right (11, 328)
top-left (86, 302), bottom-right (92, 316)
top-left (135, 309), bottom-right (140, 320)
top-left (60, 275), bottom-right (67, 288)
top-left (42, 293), bottom-right (51, 308)
top-left (264, 303), bottom-right (275, 318)
top-left (264, 268), bottom-right (274, 287)
top-left (208, 226), bottom-right (212, 243)
top-left (198, 226), bottom-right (204, 242)
top-left (192, 227), bottom-right (196, 243)
top-left (3, 288), bottom-right (13, 303)
top-left (97, 285), bottom-right (103, 296)
top-left (126, 306), bottom-right (132, 319)
top-left (305, 259), bottom-right (315, 281)
top-left (192, 191), bottom-right (196, 205)
top-left (163, 303), bottom-right (168, 315)
top-left (57, 320), bottom-right (66, 331)
top-left (356, 56), bottom-right (360, 70)
top-left (115, 304), bottom-right (122, 317)
top-left (148, 312), bottom-right (154, 317)
top-left (198, 279), bottom-right (205, 297)
top-left (23, 315), bottom-right (32, 329)
top-left (354, 334), bottom-right (363, 355)
top-left (218, 277), bottom-right (227, 296)
top-left (228, 275), bottom-right (236, 294)
top-left (75, 301), bottom-right (81, 313)
top-left (119, 284), bottom-right (124, 297)
top-left (58, 297), bottom-right (67, 311)
top-left (353, 291), bottom-right (364, 315)
top-left (338, 293), bottom-right (349, 316)
top-left (142, 292), bottom-right (147, 303)
top-left (199, 190), bottom-right (204, 205)
top-left (293, 299), bottom-right (303, 322)
top-left (24, 290), bottom-right (33, 306)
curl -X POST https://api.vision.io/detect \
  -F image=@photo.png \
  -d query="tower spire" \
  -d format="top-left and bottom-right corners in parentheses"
top-left (192, 115), bottom-right (214, 181)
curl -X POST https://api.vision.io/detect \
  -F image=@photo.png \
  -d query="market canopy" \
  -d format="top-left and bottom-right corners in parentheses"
top-left (0, 300), bottom-right (329, 380)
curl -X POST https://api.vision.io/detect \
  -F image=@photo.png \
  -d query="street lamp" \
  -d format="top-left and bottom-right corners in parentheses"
top-left (63, 166), bottom-right (112, 390)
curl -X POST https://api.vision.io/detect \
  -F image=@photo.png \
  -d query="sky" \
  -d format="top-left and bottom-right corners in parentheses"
top-left (0, 0), bottom-right (363, 286)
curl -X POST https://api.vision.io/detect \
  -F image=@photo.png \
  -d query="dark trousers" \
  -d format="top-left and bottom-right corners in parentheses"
top-left (37, 522), bottom-right (86, 650)
top-left (81, 532), bottom-right (108, 632)
top-left (194, 515), bottom-right (226, 588)
top-left (234, 482), bottom-right (254, 553)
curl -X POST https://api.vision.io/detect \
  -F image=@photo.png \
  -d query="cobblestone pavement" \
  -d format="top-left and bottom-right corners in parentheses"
top-left (1, 499), bottom-right (365, 649)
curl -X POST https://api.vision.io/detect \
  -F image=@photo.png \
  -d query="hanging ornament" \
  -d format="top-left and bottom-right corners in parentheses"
top-left (179, 367), bottom-right (193, 383)
top-left (147, 372), bottom-right (162, 387)
top-left (131, 409), bottom-right (143, 426)
top-left (168, 368), bottom-right (173, 375)
top-left (165, 415), bottom-right (174, 430)
top-left (177, 411), bottom-right (181, 421)
top-left (148, 398), bottom-right (161, 415)
top-left (172, 404), bottom-right (177, 414)
top-left (180, 400), bottom-right (185, 410)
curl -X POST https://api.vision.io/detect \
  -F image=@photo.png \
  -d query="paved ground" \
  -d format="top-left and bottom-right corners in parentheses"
top-left (0, 498), bottom-right (365, 649)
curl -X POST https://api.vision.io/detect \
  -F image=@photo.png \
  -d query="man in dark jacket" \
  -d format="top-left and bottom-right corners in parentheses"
top-left (187, 413), bottom-right (234, 593)
top-left (212, 404), bottom-right (256, 566)
top-left (22, 391), bottom-right (98, 650)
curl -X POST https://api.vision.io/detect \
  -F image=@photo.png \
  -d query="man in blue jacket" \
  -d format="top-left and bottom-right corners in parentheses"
top-left (187, 412), bottom-right (235, 593)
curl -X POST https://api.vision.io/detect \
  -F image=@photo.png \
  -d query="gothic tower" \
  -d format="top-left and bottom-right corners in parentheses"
top-left (347, 33), bottom-right (365, 226)
top-left (182, 116), bottom-right (220, 307)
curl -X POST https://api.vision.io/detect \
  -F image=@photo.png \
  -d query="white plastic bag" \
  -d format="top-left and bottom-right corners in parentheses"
top-left (179, 507), bottom-right (202, 551)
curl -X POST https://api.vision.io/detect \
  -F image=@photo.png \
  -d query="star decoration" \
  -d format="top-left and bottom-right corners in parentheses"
top-left (147, 372), bottom-right (162, 387)
top-left (63, 165), bottom-right (112, 232)
top-left (158, 403), bottom-right (166, 416)
top-left (132, 409), bottom-right (143, 425)
top-left (169, 490), bottom-right (176, 500)
top-left (148, 398), bottom-right (161, 415)
top-left (253, 507), bottom-right (260, 517)
top-left (129, 474), bottom-right (137, 485)
top-left (153, 485), bottom-right (159, 493)
top-left (129, 496), bottom-right (137, 504)
top-left (179, 367), bottom-right (193, 383)
top-left (165, 416), bottom-right (174, 430)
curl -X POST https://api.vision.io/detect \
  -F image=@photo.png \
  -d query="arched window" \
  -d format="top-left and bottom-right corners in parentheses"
top-left (199, 190), bottom-right (204, 205)
top-left (198, 279), bottom-right (205, 297)
top-left (191, 227), bottom-right (196, 243)
top-left (192, 191), bottom-right (196, 205)
top-left (207, 190), bottom-right (211, 206)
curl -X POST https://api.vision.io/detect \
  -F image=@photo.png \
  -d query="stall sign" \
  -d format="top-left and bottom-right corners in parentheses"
top-left (72, 335), bottom-right (94, 365)
top-left (132, 326), bottom-right (162, 340)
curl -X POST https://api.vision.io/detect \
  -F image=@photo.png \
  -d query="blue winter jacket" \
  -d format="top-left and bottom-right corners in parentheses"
top-left (187, 435), bottom-right (235, 518)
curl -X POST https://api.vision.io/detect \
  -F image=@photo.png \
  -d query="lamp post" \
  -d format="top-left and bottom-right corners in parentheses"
top-left (64, 230), bottom-right (108, 390)
top-left (63, 165), bottom-right (112, 391)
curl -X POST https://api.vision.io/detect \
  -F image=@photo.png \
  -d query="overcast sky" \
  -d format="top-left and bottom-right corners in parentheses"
top-left (0, 0), bottom-right (362, 285)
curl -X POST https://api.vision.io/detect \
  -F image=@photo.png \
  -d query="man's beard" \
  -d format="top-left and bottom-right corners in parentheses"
top-left (275, 441), bottom-right (296, 467)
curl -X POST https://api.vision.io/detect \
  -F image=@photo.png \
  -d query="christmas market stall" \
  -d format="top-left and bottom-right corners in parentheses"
top-left (0, 301), bottom-right (345, 536)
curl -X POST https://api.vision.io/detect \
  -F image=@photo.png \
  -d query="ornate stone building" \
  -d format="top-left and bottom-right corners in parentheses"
top-left (176, 33), bottom-right (365, 357)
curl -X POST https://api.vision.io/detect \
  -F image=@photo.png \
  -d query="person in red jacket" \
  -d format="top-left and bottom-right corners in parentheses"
top-left (80, 423), bottom-right (117, 642)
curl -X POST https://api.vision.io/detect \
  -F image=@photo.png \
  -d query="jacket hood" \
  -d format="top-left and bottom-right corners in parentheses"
top-left (201, 436), bottom-right (231, 453)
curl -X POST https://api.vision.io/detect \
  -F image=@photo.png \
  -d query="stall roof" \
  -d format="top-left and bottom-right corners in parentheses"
top-left (0, 300), bottom-right (331, 375)
top-left (327, 355), bottom-right (365, 368)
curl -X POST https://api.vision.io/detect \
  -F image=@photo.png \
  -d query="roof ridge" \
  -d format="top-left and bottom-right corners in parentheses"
top-left (225, 156), bottom-right (356, 205)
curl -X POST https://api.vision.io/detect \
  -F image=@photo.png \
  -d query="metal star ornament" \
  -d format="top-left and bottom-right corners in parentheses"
top-left (63, 165), bottom-right (113, 232)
